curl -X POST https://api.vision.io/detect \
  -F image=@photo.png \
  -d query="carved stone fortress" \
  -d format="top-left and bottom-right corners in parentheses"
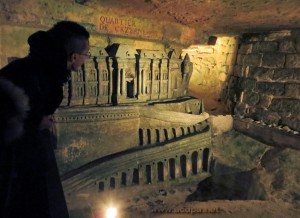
top-left (61, 43), bottom-right (193, 106)
top-left (54, 44), bottom-right (212, 194)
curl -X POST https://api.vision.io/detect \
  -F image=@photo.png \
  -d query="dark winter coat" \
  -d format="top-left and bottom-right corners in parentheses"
top-left (0, 30), bottom-right (70, 218)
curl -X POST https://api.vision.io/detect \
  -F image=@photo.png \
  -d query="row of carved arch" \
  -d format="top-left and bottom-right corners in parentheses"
top-left (98, 148), bottom-right (210, 192)
top-left (139, 122), bottom-right (208, 146)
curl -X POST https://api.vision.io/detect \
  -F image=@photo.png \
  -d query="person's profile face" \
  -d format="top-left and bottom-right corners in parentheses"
top-left (68, 39), bottom-right (90, 71)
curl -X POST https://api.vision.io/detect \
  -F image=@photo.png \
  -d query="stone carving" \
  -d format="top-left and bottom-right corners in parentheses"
top-left (62, 126), bottom-right (212, 193)
top-left (64, 44), bottom-right (193, 106)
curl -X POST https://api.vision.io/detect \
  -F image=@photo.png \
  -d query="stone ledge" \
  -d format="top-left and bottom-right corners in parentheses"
top-left (233, 118), bottom-right (300, 150)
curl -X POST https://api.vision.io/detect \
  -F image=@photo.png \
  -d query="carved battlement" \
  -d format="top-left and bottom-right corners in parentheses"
top-left (62, 127), bottom-right (212, 194)
top-left (138, 121), bottom-right (208, 146)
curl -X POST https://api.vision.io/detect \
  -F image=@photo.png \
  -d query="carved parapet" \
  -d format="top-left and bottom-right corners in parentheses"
top-left (54, 106), bottom-right (139, 123)
top-left (62, 129), bottom-right (212, 194)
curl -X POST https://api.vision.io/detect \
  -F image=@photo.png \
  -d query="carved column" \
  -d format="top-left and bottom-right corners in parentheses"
top-left (142, 165), bottom-right (148, 184)
top-left (184, 126), bottom-right (189, 136)
top-left (138, 69), bottom-right (142, 95)
top-left (114, 174), bottom-right (121, 189)
top-left (167, 63), bottom-right (170, 98)
top-left (151, 163), bottom-right (157, 184)
top-left (143, 69), bottom-right (146, 94)
top-left (126, 170), bottom-right (132, 186)
top-left (197, 157), bottom-right (202, 174)
top-left (176, 127), bottom-right (182, 138)
top-left (159, 129), bottom-right (165, 143)
top-left (195, 124), bottom-right (201, 132)
top-left (138, 165), bottom-right (145, 184)
top-left (159, 60), bottom-right (163, 99)
top-left (167, 61), bottom-right (172, 98)
top-left (117, 69), bottom-right (120, 96)
top-left (134, 77), bottom-right (137, 97)
top-left (189, 126), bottom-right (194, 134)
top-left (163, 161), bottom-right (168, 181)
top-left (142, 128), bottom-right (148, 146)
top-left (122, 69), bottom-right (126, 96)
top-left (109, 59), bottom-right (113, 104)
top-left (150, 129), bottom-right (156, 145)
top-left (142, 69), bottom-right (145, 94)
top-left (150, 60), bottom-right (154, 98)
top-left (167, 128), bottom-right (174, 140)
top-left (186, 153), bottom-right (192, 176)
top-left (104, 178), bottom-right (110, 191)
top-left (175, 157), bottom-right (181, 179)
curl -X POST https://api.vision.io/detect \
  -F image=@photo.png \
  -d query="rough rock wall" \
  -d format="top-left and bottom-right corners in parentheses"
top-left (0, 0), bottom-right (201, 67)
top-left (228, 30), bottom-right (300, 133)
top-left (182, 35), bottom-right (238, 114)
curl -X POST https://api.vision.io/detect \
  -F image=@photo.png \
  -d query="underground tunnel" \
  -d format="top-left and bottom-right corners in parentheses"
top-left (1, 0), bottom-right (300, 217)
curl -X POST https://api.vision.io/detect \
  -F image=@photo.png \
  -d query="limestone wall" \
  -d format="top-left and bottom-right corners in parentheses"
top-left (228, 30), bottom-right (300, 133)
top-left (182, 35), bottom-right (239, 113)
top-left (0, 0), bottom-right (204, 68)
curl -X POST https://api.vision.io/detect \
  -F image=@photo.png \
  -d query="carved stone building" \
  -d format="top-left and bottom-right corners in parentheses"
top-left (61, 44), bottom-right (193, 106)
top-left (52, 43), bottom-right (210, 195)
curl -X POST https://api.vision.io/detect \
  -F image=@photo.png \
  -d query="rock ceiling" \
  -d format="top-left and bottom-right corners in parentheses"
top-left (87, 0), bottom-right (300, 34)
top-left (1, 0), bottom-right (300, 46)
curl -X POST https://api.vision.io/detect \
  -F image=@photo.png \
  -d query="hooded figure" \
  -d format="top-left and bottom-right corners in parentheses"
top-left (0, 21), bottom-right (90, 218)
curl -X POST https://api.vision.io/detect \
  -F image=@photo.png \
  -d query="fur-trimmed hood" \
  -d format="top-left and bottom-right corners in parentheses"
top-left (0, 78), bottom-right (29, 144)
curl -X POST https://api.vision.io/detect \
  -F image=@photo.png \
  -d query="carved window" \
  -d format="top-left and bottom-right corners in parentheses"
top-left (145, 86), bottom-right (148, 94)
top-left (192, 151), bottom-right (198, 175)
top-left (102, 70), bottom-right (108, 81)
top-left (148, 71), bottom-right (151, 80)
top-left (162, 84), bottom-right (167, 93)
top-left (172, 77), bottom-right (177, 89)
top-left (147, 129), bottom-right (151, 144)
top-left (180, 155), bottom-right (187, 178)
top-left (75, 86), bottom-right (84, 97)
top-left (163, 71), bottom-right (168, 80)
top-left (88, 69), bottom-right (97, 81)
top-left (74, 70), bottom-right (83, 82)
top-left (139, 128), bottom-right (143, 146)
top-left (157, 162), bottom-right (164, 182)
top-left (169, 158), bottom-right (175, 180)
top-left (203, 148), bottom-right (210, 172)
top-left (132, 168), bottom-right (139, 184)
top-left (155, 129), bottom-right (160, 143)
top-left (110, 177), bottom-right (115, 189)
top-left (155, 70), bottom-right (159, 80)
top-left (121, 173), bottom-right (126, 186)
top-left (126, 80), bottom-right (134, 98)
top-left (89, 85), bottom-right (97, 96)
top-left (146, 165), bottom-right (151, 184)
top-left (102, 84), bottom-right (108, 96)
top-left (164, 129), bottom-right (168, 141)
top-left (98, 182), bottom-right (104, 192)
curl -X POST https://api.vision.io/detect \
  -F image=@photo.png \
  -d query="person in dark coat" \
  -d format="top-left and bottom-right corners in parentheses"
top-left (0, 21), bottom-right (90, 218)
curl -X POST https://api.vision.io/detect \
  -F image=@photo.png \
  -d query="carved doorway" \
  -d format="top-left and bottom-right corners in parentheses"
top-left (127, 80), bottom-right (134, 98)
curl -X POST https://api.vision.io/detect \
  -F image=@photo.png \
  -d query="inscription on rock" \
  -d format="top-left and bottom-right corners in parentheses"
top-left (97, 15), bottom-right (162, 40)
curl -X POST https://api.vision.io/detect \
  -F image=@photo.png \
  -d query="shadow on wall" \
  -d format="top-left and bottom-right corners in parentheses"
top-left (186, 168), bottom-right (267, 202)
top-left (186, 146), bottom-right (300, 203)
